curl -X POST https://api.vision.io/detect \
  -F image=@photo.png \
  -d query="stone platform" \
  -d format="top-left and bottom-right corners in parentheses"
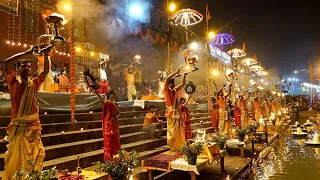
top-left (0, 106), bottom-right (213, 178)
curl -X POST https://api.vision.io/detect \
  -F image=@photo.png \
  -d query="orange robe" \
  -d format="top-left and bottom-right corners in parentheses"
top-left (239, 98), bottom-right (249, 128)
top-left (163, 85), bottom-right (185, 151)
top-left (265, 101), bottom-right (271, 118)
top-left (253, 98), bottom-right (261, 121)
top-left (59, 75), bottom-right (69, 84)
top-left (102, 101), bottom-right (121, 160)
top-left (210, 103), bottom-right (219, 132)
top-left (3, 71), bottom-right (45, 180)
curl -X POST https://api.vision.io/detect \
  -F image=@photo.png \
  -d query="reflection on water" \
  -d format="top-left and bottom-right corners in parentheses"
top-left (252, 127), bottom-right (320, 180)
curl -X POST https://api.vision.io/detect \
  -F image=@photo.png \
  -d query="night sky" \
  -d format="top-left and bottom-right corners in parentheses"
top-left (156, 0), bottom-right (320, 78)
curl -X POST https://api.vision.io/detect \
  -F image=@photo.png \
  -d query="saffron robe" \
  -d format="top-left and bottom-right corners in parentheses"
top-left (3, 71), bottom-right (45, 180)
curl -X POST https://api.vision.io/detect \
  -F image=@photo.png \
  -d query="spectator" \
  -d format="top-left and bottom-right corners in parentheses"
top-left (143, 106), bottom-right (163, 139)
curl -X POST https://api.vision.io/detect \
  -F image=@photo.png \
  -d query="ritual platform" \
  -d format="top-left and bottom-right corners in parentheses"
top-left (0, 92), bottom-right (200, 116)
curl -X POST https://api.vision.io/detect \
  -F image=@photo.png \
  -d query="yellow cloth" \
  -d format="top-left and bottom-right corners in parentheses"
top-left (240, 109), bottom-right (248, 128)
top-left (166, 107), bottom-right (185, 151)
top-left (218, 109), bottom-right (231, 134)
top-left (127, 85), bottom-right (136, 101)
top-left (198, 143), bottom-right (216, 164)
top-left (2, 81), bottom-right (45, 180)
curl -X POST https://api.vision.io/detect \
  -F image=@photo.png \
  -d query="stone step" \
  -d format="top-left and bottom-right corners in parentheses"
top-left (0, 121), bottom-right (213, 170)
top-left (0, 126), bottom-right (214, 177)
top-left (0, 119), bottom-right (212, 156)
top-left (0, 113), bottom-right (211, 137)
top-left (0, 109), bottom-right (208, 127)
top-left (0, 116), bottom-right (211, 151)
top-left (0, 116), bottom-right (169, 137)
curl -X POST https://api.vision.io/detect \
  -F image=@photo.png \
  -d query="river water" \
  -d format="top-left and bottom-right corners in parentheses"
top-left (251, 126), bottom-right (320, 180)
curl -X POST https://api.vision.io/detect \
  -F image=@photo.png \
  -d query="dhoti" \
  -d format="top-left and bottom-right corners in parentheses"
top-left (166, 107), bottom-right (185, 151)
top-left (240, 109), bottom-right (248, 128)
top-left (2, 114), bottom-right (45, 180)
top-left (127, 85), bottom-right (137, 101)
top-left (218, 109), bottom-right (231, 134)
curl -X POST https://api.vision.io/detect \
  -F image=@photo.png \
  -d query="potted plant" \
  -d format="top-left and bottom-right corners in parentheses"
top-left (235, 127), bottom-right (247, 142)
top-left (14, 160), bottom-right (63, 180)
top-left (210, 133), bottom-right (229, 150)
top-left (95, 150), bottom-right (137, 180)
top-left (181, 140), bottom-right (203, 165)
top-left (248, 123), bottom-right (260, 134)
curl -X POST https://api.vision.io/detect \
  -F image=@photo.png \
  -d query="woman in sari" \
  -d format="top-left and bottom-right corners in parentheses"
top-left (180, 97), bottom-right (192, 140)
top-left (94, 89), bottom-right (121, 160)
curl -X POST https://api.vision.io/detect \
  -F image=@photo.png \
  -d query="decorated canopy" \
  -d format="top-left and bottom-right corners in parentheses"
top-left (210, 33), bottom-right (235, 45)
top-left (227, 48), bottom-right (246, 58)
top-left (249, 65), bottom-right (264, 72)
top-left (256, 70), bottom-right (269, 76)
top-left (241, 58), bottom-right (258, 66)
top-left (170, 8), bottom-right (203, 26)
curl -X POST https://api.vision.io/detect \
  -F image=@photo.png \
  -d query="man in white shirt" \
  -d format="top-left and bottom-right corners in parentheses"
top-left (100, 61), bottom-right (107, 81)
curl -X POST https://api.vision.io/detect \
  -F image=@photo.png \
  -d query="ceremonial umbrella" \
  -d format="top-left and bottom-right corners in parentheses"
top-left (256, 70), bottom-right (268, 76)
top-left (170, 8), bottom-right (203, 27)
top-left (249, 65), bottom-right (264, 72)
top-left (170, 8), bottom-right (203, 43)
top-left (210, 33), bottom-right (235, 45)
top-left (227, 48), bottom-right (246, 58)
top-left (241, 58), bottom-right (258, 66)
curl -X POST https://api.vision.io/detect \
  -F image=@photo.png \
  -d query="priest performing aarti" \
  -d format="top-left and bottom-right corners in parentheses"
top-left (216, 72), bottom-right (233, 134)
top-left (2, 45), bottom-right (53, 179)
top-left (2, 11), bottom-right (67, 179)
top-left (164, 50), bottom-right (198, 151)
top-left (238, 89), bottom-right (250, 128)
top-left (125, 55), bottom-right (140, 101)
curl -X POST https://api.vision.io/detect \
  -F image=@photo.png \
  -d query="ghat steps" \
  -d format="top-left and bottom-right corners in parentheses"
top-left (0, 106), bottom-right (213, 177)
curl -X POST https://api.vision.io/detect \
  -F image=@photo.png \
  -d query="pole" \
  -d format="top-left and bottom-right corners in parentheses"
top-left (166, 0), bottom-right (171, 73)
top-left (69, 14), bottom-right (76, 123)
top-left (206, 3), bottom-right (210, 112)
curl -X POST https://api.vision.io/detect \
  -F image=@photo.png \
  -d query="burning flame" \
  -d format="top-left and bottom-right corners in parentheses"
top-left (51, 13), bottom-right (68, 25)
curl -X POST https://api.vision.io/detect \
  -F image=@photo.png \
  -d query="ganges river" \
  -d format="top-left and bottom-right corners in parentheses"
top-left (251, 126), bottom-right (320, 180)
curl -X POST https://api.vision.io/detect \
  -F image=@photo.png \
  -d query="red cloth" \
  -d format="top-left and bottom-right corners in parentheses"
top-left (102, 101), bottom-right (121, 160)
top-left (180, 105), bottom-right (192, 140)
top-left (5, 70), bottom-right (43, 119)
top-left (210, 104), bottom-right (219, 131)
top-left (234, 106), bottom-right (241, 127)
top-left (98, 81), bottom-right (110, 94)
